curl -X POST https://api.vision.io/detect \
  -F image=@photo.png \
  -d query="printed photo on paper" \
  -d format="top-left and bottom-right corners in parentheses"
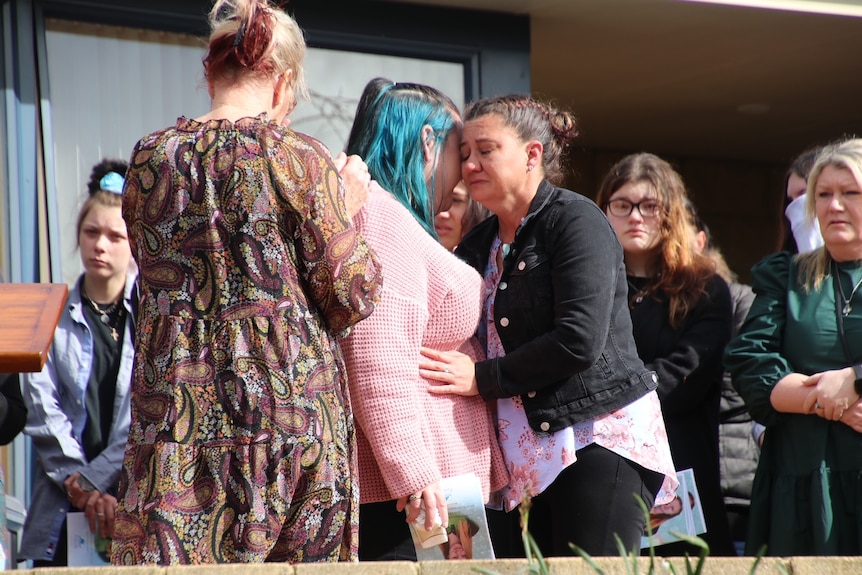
top-left (640, 468), bottom-right (707, 549)
top-left (410, 473), bottom-right (495, 561)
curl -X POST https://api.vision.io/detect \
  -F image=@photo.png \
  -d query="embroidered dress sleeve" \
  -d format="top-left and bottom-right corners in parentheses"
top-left (649, 275), bottom-right (733, 416)
top-left (724, 252), bottom-right (795, 428)
top-left (269, 130), bottom-right (381, 334)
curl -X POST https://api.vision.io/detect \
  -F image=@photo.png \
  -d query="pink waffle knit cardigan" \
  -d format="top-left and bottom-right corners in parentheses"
top-left (342, 183), bottom-right (508, 504)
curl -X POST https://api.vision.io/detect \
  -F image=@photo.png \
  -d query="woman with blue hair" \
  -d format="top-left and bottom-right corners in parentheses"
top-left (341, 78), bottom-right (508, 561)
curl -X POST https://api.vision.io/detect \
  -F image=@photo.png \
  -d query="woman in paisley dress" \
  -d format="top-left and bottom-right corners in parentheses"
top-left (111, 0), bottom-right (382, 564)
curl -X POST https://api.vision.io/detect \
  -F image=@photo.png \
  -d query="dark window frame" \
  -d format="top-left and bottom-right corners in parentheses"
top-left (36, 0), bottom-right (531, 101)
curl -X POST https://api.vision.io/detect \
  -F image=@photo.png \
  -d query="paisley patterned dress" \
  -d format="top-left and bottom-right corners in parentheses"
top-left (111, 115), bottom-right (381, 565)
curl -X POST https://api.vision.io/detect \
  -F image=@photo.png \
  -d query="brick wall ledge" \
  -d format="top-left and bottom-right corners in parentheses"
top-left (14, 556), bottom-right (862, 575)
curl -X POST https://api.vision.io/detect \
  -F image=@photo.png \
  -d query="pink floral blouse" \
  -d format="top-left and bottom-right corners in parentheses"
top-left (481, 237), bottom-right (678, 511)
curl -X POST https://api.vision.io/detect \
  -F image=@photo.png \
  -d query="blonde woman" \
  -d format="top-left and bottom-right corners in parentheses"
top-left (726, 138), bottom-right (862, 555)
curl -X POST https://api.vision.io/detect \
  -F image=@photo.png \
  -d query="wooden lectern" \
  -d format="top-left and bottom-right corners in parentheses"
top-left (0, 283), bottom-right (67, 372)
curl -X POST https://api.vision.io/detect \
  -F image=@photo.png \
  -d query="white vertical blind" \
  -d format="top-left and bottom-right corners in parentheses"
top-left (44, 19), bottom-right (465, 287)
top-left (45, 21), bottom-right (211, 286)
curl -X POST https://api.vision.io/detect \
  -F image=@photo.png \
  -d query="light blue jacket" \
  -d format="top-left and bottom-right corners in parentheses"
top-left (19, 274), bottom-right (136, 561)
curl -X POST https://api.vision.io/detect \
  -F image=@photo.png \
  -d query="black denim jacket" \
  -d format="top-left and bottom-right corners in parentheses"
top-left (456, 180), bottom-right (657, 434)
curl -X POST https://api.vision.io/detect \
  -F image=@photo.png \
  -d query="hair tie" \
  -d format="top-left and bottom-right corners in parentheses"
top-left (100, 172), bottom-right (125, 195)
top-left (233, 22), bottom-right (246, 47)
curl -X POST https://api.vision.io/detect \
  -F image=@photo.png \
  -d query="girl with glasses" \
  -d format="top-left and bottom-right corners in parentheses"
top-left (596, 152), bottom-right (736, 556)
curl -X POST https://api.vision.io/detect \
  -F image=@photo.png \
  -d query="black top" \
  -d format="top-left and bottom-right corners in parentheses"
top-left (629, 272), bottom-right (736, 556)
top-left (80, 296), bottom-right (123, 463)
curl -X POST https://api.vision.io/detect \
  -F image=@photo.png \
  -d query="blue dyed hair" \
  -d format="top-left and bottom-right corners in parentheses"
top-left (346, 77), bottom-right (461, 238)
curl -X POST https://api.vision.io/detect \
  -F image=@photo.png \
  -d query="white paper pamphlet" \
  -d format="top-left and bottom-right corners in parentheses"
top-left (409, 473), bottom-right (495, 561)
top-left (640, 467), bottom-right (707, 549)
top-left (67, 511), bottom-right (111, 566)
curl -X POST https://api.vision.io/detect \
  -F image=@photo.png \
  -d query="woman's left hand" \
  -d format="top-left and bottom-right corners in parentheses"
top-left (64, 472), bottom-right (99, 511)
top-left (803, 367), bottom-right (859, 421)
top-left (89, 493), bottom-right (117, 539)
top-left (419, 347), bottom-right (478, 396)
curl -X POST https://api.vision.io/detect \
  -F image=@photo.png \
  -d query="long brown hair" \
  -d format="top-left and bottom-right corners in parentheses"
top-left (596, 153), bottom-right (716, 327)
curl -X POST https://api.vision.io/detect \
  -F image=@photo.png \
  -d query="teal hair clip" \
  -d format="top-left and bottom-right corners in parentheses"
top-left (100, 172), bottom-right (125, 195)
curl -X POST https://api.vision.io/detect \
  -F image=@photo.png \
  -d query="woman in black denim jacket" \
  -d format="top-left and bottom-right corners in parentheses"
top-left (420, 95), bottom-right (678, 557)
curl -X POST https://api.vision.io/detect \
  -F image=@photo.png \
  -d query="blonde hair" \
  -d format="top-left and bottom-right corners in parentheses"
top-left (205, 0), bottom-right (309, 101)
top-left (797, 138), bottom-right (862, 291)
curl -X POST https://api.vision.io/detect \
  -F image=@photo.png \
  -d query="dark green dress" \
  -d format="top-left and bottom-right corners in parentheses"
top-left (725, 251), bottom-right (862, 556)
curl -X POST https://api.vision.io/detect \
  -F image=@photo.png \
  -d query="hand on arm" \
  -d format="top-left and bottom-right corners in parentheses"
top-left (770, 368), bottom-right (860, 421)
top-left (420, 347), bottom-right (478, 396)
top-left (770, 372), bottom-right (815, 414)
top-left (332, 151), bottom-right (370, 218)
top-left (802, 367), bottom-right (859, 421)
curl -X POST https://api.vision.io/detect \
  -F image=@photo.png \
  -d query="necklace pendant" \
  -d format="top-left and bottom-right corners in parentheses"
top-left (111, 327), bottom-right (119, 342)
top-left (635, 294), bottom-right (644, 304)
top-left (100, 314), bottom-right (110, 325)
top-left (844, 302), bottom-right (853, 316)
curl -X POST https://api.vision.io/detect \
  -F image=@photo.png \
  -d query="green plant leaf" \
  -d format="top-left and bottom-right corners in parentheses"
top-left (569, 542), bottom-right (607, 575)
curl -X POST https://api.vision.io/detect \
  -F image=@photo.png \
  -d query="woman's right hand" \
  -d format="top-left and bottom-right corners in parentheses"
top-left (420, 347), bottom-right (478, 396)
top-left (333, 152), bottom-right (370, 218)
top-left (803, 367), bottom-right (859, 421)
top-left (396, 481), bottom-right (448, 531)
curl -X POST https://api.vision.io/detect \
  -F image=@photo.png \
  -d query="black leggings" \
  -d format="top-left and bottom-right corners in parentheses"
top-left (487, 444), bottom-right (664, 557)
top-left (358, 500), bottom-right (417, 561)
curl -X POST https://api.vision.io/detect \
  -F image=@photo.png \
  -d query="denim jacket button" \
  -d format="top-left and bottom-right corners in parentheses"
top-left (499, 317), bottom-right (510, 327)
top-left (527, 391), bottom-right (536, 398)
top-left (540, 421), bottom-right (550, 432)
top-left (518, 261), bottom-right (526, 271)
top-left (651, 373), bottom-right (658, 383)
top-left (499, 282), bottom-right (507, 290)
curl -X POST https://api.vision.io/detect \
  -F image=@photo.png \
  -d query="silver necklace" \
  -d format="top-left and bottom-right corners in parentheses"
top-left (835, 264), bottom-right (862, 316)
top-left (82, 287), bottom-right (125, 341)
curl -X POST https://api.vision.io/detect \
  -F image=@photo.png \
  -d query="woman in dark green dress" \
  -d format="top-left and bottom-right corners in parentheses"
top-left (725, 137), bottom-right (862, 556)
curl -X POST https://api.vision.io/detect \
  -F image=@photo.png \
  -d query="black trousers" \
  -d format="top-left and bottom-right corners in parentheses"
top-left (358, 500), bottom-right (417, 561)
top-left (487, 444), bottom-right (664, 558)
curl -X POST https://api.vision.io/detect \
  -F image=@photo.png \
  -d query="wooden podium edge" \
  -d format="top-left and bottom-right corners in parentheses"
top-left (0, 283), bottom-right (68, 373)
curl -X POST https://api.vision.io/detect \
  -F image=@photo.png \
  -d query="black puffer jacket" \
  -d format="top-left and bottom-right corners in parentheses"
top-left (719, 282), bottom-right (758, 510)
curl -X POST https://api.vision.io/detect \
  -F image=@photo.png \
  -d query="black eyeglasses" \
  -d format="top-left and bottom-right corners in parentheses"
top-left (606, 198), bottom-right (661, 218)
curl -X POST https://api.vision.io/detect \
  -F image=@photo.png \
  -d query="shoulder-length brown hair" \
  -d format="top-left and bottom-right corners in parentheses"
top-left (596, 153), bottom-right (716, 327)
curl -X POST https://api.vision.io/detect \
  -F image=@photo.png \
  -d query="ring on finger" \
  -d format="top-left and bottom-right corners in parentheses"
top-left (443, 368), bottom-right (449, 374)
top-left (408, 494), bottom-right (421, 502)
